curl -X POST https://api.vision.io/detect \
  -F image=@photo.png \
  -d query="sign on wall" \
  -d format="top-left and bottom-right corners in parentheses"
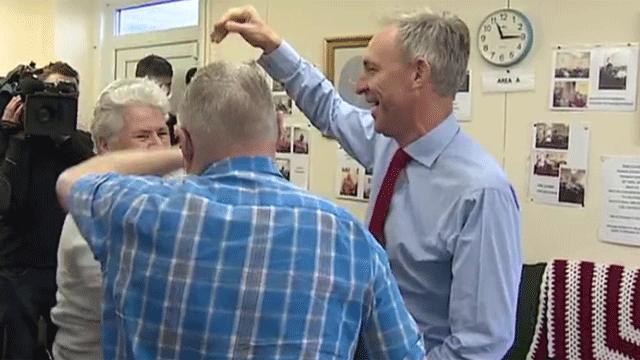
top-left (482, 69), bottom-right (535, 93)
top-left (600, 156), bottom-right (640, 247)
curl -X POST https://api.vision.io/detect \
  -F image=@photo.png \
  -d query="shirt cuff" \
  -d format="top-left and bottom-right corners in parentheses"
top-left (258, 41), bottom-right (302, 81)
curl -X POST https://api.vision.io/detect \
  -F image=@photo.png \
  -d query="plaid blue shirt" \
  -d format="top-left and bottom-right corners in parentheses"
top-left (68, 156), bottom-right (424, 360)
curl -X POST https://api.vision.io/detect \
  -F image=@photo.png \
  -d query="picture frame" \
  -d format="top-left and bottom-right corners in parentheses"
top-left (324, 35), bottom-right (372, 84)
top-left (323, 35), bottom-right (373, 126)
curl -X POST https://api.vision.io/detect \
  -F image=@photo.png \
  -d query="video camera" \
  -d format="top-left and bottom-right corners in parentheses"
top-left (0, 62), bottom-right (78, 137)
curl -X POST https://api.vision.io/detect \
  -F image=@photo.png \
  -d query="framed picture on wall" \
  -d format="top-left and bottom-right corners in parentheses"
top-left (324, 35), bottom-right (372, 110)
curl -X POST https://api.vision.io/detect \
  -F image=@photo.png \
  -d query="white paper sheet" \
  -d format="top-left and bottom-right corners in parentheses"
top-left (482, 69), bottom-right (535, 93)
top-left (599, 156), bottom-right (640, 247)
top-left (454, 70), bottom-right (472, 121)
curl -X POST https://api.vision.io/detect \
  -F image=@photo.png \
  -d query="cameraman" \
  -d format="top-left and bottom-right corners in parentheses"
top-left (0, 62), bottom-right (93, 359)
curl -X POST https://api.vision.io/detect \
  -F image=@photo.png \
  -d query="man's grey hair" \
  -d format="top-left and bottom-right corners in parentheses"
top-left (178, 61), bottom-right (276, 146)
top-left (90, 78), bottom-right (169, 147)
top-left (386, 8), bottom-right (470, 97)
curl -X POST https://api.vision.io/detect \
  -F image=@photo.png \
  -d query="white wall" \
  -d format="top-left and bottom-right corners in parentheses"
top-left (0, 0), bottom-right (56, 74)
top-left (208, 0), bottom-right (640, 266)
top-left (53, 0), bottom-right (101, 129)
top-left (504, 0), bottom-right (640, 266)
top-left (0, 0), bottom-right (100, 129)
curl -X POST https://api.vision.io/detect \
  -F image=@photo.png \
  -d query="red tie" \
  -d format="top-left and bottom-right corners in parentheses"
top-left (368, 148), bottom-right (411, 246)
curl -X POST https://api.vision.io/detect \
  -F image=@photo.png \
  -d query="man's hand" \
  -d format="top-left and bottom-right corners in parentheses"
top-left (211, 5), bottom-right (282, 54)
top-left (2, 96), bottom-right (24, 126)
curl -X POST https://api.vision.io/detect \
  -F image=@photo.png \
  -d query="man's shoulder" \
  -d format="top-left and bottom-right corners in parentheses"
top-left (279, 185), bottom-right (371, 236)
top-left (73, 173), bottom-right (176, 203)
top-left (444, 132), bottom-right (512, 191)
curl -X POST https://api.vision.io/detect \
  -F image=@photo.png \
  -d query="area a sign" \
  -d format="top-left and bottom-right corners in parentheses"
top-left (482, 69), bottom-right (535, 92)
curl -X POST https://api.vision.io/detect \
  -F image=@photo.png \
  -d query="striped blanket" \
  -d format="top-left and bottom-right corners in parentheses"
top-left (527, 260), bottom-right (640, 359)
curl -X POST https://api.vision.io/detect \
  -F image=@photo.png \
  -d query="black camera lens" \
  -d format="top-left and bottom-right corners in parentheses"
top-left (37, 107), bottom-right (52, 123)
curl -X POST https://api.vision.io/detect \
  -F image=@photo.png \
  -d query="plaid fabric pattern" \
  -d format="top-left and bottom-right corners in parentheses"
top-left (68, 156), bottom-right (424, 360)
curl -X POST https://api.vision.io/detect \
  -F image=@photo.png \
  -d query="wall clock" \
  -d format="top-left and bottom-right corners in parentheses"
top-left (478, 8), bottom-right (534, 67)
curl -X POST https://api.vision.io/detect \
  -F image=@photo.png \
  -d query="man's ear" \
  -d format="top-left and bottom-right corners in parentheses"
top-left (177, 127), bottom-right (194, 172)
top-left (97, 137), bottom-right (110, 154)
top-left (413, 58), bottom-right (431, 89)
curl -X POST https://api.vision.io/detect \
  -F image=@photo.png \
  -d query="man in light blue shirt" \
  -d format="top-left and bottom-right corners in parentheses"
top-left (214, 6), bottom-right (522, 359)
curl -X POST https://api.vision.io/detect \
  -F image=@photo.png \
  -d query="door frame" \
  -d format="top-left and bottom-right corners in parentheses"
top-left (98, 0), bottom-right (208, 90)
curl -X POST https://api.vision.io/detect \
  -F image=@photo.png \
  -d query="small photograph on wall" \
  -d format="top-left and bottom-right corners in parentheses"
top-left (339, 167), bottom-right (359, 197)
top-left (292, 128), bottom-right (309, 154)
top-left (534, 123), bottom-right (569, 150)
top-left (558, 168), bottom-right (586, 207)
top-left (554, 51), bottom-right (591, 79)
top-left (533, 150), bottom-right (568, 177)
top-left (276, 157), bottom-right (291, 181)
top-left (276, 126), bottom-right (292, 153)
top-left (552, 81), bottom-right (589, 108)
top-left (549, 44), bottom-right (638, 111)
top-left (597, 48), bottom-right (630, 91)
top-left (335, 146), bottom-right (369, 202)
top-left (363, 176), bottom-right (373, 200)
top-left (529, 122), bottom-right (590, 208)
top-left (273, 93), bottom-right (293, 115)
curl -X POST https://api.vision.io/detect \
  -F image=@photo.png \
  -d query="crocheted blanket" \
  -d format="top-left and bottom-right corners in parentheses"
top-left (527, 260), bottom-right (640, 360)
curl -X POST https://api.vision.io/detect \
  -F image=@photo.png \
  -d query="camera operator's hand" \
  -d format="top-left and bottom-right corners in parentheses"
top-left (1, 96), bottom-right (24, 127)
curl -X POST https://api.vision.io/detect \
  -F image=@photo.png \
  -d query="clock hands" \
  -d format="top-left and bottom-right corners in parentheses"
top-left (496, 24), bottom-right (520, 39)
top-left (496, 23), bottom-right (505, 39)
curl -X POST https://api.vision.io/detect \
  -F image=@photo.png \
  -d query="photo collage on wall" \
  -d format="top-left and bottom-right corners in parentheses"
top-left (335, 146), bottom-right (373, 202)
top-left (276, 124), bottom-right (311, 190)
top-left (550, 44), bottom-right (639, 111)
top-left (270, 77), bottom-right (310, 190)
top-left (529, 122), bottom-right (590, 207)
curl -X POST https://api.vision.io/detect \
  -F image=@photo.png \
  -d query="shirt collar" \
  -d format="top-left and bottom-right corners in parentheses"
top-left (201, 156), bottom-right (282, 178)
top-left (405, 113), bottom-right (460, 168)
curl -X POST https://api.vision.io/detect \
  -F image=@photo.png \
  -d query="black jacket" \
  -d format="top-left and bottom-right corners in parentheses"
top-left (0, 129), bottom-right (94, 268)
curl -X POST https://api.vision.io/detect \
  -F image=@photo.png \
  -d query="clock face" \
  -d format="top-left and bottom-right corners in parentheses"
top-left (478, 9), bottom-right (533, 67)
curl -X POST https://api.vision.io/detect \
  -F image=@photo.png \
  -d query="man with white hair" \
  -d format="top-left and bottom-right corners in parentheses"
top-left (51, 77), bottom-right (171, 360)
top-left (55, 62), bottom-right (424, 359)
top-left (214, 6), bottom-right (522, 359)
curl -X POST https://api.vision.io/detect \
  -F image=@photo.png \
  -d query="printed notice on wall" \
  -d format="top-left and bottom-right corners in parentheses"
top-left (549, 43), bottom-right (639, 112)
top-left (335, 146), bottom-right (372, 202)
top-left (599, 156), bottom-right (640, 247)
top-left (454, 70), bottom-right (471, 121)
top-left (529, 122), bottom-right (590, 207)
